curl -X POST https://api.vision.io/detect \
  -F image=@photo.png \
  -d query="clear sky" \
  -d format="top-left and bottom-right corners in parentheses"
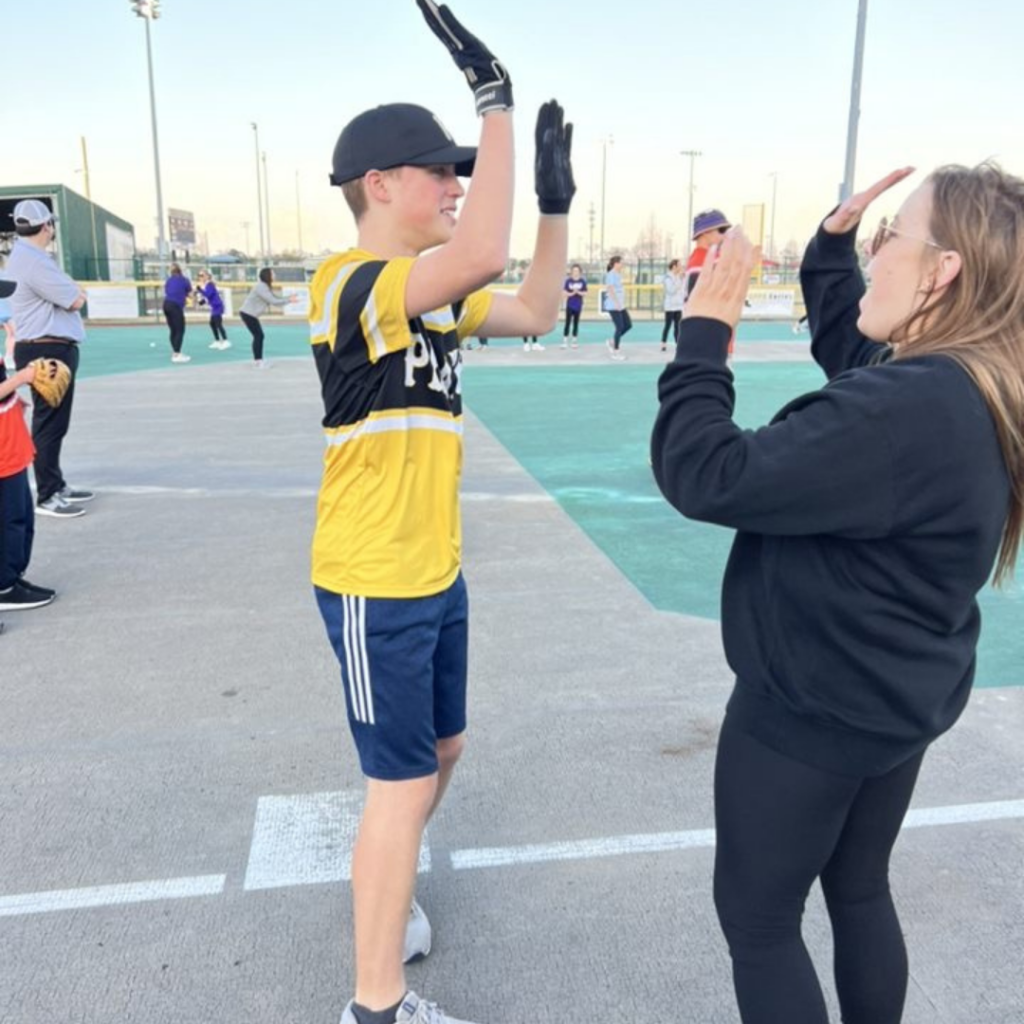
top-left (4, 0), bottom-right (1023, 263)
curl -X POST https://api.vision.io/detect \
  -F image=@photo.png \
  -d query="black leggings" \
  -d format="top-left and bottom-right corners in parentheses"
top-left (209, 314), bottom-right (227, 341)
top-left (563, 308), bottom-right (581, 337)
top-left (714, 713), bottom-right (924, 1024)
top-left (609, 309), bottom-right (632, 348)
top-left (661, 310), bottom-right (681, 343)
top-left (162, 300), bottom-right (186, 353)
top-left (240, 312), bottom-right (265, 361)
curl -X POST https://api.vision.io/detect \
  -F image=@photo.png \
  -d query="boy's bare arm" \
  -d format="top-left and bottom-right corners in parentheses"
top-left (406, 2), bottom-right (514, 319)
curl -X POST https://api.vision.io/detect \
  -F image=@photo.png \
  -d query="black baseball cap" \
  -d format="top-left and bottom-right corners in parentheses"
top-left (0, 279), bottom-right (16, 299)
top-left (329, 103), bottom-right (477, 186)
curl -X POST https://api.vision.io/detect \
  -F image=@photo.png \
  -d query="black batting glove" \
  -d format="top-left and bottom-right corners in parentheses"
top-left (534, 100), bottom-right (575, 215)
top-left (417, 0), bottom-right (513, 116)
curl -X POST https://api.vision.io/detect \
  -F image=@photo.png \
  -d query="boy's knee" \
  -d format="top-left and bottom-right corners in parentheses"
top-left (436, 732), bottom-right (466, 771)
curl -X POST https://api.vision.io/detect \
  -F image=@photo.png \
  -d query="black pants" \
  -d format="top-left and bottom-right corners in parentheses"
top-left (13, 340), bottom-right (79, 505)
top-left (209, 315), bottom-right (227, 341)
top-left (714, 713), bottom-right (924, 1024)
top-left (163, 300), bottom-right (186, 353)
top-left (563, 308), bottom-right (581, 337)
top-left (240, 312), bottom-right (264, 361)
top-left (661, 310), bottom-right (681, 343)
top-left (0, 469), bottom-right (34, 590)
top-left (609, 309), bottom-right (632, 348)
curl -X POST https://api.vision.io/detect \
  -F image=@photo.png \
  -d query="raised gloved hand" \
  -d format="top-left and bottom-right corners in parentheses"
top-left (417, 0), bottom-right (513, 116)
top-left (534, 100), bottom-right (575, 215)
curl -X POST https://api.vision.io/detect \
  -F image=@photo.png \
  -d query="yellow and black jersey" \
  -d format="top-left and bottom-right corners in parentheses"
top-left (309, 249), bottom-right (492, 598)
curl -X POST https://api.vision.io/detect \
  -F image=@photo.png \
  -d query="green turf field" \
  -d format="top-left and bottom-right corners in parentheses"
top-left (463, 361), bottom-right (1024, 691)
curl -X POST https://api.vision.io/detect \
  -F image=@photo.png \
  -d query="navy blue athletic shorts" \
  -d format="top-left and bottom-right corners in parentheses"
top-left (315, 573), bottom-right (469, 781)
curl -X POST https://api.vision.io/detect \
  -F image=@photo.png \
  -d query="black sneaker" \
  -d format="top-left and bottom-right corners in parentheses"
top-left (59, 485), bottom-right (94, 503)
top-left (19, 578), bottom-right (56, 599)
top-left (0, 581), bottom-right (55, 611)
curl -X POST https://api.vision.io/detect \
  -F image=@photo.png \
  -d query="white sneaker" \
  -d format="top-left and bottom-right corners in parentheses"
top-left (254, 359), bottom-right (273, 369)
top-left (219, 340), bottom-right (232, 349)
top-left (561, 340), bottom-right (568, 349)
top-left (171, 353), bottom-right (191, 363)
top-left (403, 898), bottom-right (432, 963)
top-left (571, 340), bottom-right (579, 349)
top-left (522, 341), bottom-right (530, 352)
top-left (531, 342), bottom-right (545, 351)
top-left (340, 991), bottom-right (478, 1024)
top-left (209, 341), bottom-right (221, 349)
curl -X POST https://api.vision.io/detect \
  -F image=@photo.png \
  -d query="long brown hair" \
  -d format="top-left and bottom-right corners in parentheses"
top-left (894, 163), bottom-right (1024, 583)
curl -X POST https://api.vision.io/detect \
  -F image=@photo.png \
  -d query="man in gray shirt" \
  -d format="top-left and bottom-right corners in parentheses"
top-left (7, 199), bottom-right (93, 518)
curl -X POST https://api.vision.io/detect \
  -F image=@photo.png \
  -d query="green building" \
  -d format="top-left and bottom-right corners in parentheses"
top-left (0, 184), bottom-right (136, 282)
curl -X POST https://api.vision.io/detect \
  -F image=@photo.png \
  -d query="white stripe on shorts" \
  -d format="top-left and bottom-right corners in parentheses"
top-left (342, 596), bottom-right (375, 725)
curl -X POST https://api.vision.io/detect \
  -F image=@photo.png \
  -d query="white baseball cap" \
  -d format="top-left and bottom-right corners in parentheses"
top-left (13, 198), bottom-right (57, 228)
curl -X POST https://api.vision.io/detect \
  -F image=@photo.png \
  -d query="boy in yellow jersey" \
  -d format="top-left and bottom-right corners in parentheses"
top-left (308, 4), bottom-right (575, 1023)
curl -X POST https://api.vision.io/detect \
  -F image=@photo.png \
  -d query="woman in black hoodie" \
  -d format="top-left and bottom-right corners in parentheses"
top-left (652, 163), bottom-right (1024, 1024)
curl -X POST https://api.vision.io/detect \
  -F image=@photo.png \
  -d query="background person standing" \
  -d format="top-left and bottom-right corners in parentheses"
top-left (239, 268), bottom-right (295, 368)
top-left (163, 263), bottom-right (193, 364)
top-left (7, 199), bottom-right (92, 519)
top-left (196, 270), bottom-right (230, 350)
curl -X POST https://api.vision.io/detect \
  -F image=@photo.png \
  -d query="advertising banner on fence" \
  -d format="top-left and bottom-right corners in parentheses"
top-left (741, 288), bottom-right (796, 318)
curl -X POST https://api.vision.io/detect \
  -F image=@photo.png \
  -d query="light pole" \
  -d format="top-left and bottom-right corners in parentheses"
top-left (130, 1), bottom-right (167, 271)
top-left (600, 136), bottom-right (613, 261)
top-left (262, 150), bottom-right (272, 260)
top-left (251, 122), bottom-right (265, 257)
top-left (295, 170), bottom-right (304, 254)
top-left (841, 0), bottom-right (869, 201)
top-left (768, 171), bottom-right (779, 260)
top-left (587, 201), bottom-right (595, 266)
top-left (681, 149), bottom-right (702, 250)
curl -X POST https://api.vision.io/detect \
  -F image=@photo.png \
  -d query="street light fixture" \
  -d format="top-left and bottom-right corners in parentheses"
top-left (130, 0), bottom-right (167, 271)
top-left (680, 149), bottom-right (702, 250)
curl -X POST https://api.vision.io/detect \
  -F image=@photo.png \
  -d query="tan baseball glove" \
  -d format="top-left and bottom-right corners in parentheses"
top-left (29, 358), bottom-right (72, 408)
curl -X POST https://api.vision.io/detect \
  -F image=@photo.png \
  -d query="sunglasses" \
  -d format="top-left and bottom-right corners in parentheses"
top-left (869, 217), bottom-right (943, 259)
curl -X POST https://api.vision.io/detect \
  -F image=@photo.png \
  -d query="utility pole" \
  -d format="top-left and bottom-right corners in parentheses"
top-left (262, 150), bottom-right (271, 259)
top-left (681, 149), bottom-right (702, 249)
top-left (251, 122), bottom-right (265, 257)
top-left (841, 0), bottom-right (869, 201)
top-left (600, 136), bottom-right (613, 260)
top-left (80, 136), bottom-right (100, 278)
top-left (295, 170), bottom-right (304, 254)
top-left (768, 171), bottom-right (779, 260)
top-left (588, 202), bottom-right (595, 266)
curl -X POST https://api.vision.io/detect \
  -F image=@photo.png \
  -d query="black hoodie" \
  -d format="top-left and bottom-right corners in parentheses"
top-left (651, 224), bottom-right (1009, 776)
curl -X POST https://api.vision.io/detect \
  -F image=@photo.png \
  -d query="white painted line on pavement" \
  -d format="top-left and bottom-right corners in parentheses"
top-left (0, 874), bottom-right (226, 918)
top-left (452, 798), bottom-right (1024, 872)
top-left (903, 798), bottom-right (1024, 829)
top-left (451, 828), bottom-right (718, 871)
top-left (244, 791), bottom-right (431, 891)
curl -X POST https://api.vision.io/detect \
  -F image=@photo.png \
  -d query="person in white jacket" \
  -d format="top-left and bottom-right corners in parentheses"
top-left (238, 267), bottom-right (296, 367)
top-left (660, 257), bottom-right (686, 351)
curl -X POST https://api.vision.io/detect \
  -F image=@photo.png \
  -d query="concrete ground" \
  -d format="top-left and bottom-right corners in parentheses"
top-left (1, 339), bottom-right (1022, 1024)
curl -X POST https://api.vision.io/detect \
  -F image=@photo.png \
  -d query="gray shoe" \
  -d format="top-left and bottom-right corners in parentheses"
top-left (403, 899), bottom-right (432, 963)
top-left (340, 992), bottom-right (479, 1024)
top-left (37, 495), bottom-right (86, 518)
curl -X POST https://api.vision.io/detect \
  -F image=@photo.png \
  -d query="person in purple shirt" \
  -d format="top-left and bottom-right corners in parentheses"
top-left (562, 262), bottom-right (586, 348)
top-left (195, 270), bottom-right (231, 350)
top-left (163, 263), bottom-right (193, 364)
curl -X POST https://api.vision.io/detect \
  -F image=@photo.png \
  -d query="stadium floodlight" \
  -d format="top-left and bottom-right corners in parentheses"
top-left (130, 0), bottom-right (168, 269)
